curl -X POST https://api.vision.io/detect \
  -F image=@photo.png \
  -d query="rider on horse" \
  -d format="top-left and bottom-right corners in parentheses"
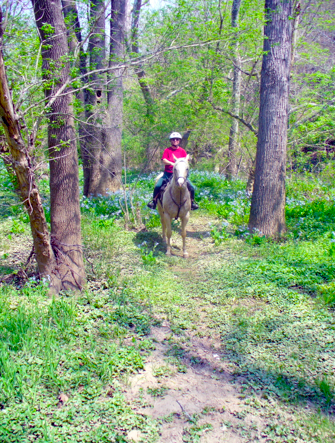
top-left (147, 132), bottom-right (199, 211)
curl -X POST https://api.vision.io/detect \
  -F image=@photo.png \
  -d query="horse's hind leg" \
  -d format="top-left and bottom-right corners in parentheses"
top-left (161, 218), bottom-right (166, 243)
top-left (164, 213), bottom-right (172, 256)
top-left (181, 213), bottom-right (190, 258)
top-left (157, 204), bottom-right (166, 243)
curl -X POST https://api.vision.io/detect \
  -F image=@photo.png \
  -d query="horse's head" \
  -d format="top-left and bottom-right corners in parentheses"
top-left (173, 155), bottom-right (189, 188)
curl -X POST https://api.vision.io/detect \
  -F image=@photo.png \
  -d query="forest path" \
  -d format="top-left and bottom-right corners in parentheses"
top-left (125, 214), bottom-right (269, 442)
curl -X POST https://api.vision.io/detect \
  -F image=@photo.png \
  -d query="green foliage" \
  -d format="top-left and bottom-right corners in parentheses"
top-left (109, 287), bottom-right (153, 335)
top-left (147, 386), bottom-right (168, 397)
top-left (138, 241), bottom-right (159, 265)
top-left (0, 285), bottom-right (158, 441)
top-left (10, 219), bottom-right (25, 234)
top-left (210, 223), bottom-right (229, 245)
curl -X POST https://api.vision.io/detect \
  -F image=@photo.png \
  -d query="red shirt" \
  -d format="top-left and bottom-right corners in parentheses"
top-left (162, 146), bottom-right (187, 173)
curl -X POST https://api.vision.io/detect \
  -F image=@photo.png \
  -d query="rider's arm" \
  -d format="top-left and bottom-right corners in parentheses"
top-left (163, 158), bottom-right (174, 167)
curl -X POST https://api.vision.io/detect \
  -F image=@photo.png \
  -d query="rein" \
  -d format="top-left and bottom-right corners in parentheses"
top-left (169, 185), bottom-right (189, 220)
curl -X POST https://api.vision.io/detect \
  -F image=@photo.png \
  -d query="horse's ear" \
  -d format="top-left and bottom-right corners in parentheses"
top-left (186, 154), bottom-right (190, 162)
top-left (173, 154), bottom-right (177, 162)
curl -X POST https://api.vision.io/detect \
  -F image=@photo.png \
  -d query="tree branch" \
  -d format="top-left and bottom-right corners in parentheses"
top-left (211, 103), bottom-right (258, 135)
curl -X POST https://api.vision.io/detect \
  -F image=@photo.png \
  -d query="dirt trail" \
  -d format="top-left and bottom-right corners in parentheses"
top-left (126, 324), bottom-right (266, 442)
top-left (125, 216), bottom-right (268, 442)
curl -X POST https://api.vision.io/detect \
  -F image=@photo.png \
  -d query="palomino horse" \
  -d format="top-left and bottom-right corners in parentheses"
top-left (157, 156), bottom-right (191, 258)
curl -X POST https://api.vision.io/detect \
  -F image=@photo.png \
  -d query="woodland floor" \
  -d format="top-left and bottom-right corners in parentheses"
top-left (1, 207), bottom-right (335, 442)
top-left (119, 215), bottom-right (335, 442)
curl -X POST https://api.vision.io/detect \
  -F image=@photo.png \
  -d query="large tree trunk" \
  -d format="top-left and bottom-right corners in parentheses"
top-left (226, 0), bottom-right (242, 180)
top-left (103, 0), bottom-right (127, 192)
top-left (61, 0), bottom-right (89, 196)
top-left (249, 0), bottom-right (293, 237)
top-left (32, 0), bottom-right (85, 290)
top-left (0, 33), bottom-right (60, 292)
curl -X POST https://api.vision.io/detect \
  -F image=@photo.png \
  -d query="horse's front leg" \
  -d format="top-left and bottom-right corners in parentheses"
top-left (181, 212), bottom-right (190, 258)
top-left (164, 213), bottom-right (172, 256)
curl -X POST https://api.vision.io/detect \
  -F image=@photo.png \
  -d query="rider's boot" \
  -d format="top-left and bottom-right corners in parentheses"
top-left (191, 200), bottom-right (199, 210)
top-left (147, 199), bottom-right (157, 209)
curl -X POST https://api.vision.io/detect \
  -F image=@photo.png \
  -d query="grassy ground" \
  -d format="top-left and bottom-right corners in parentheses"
top-left (0, 163), bottom-right (335, 442)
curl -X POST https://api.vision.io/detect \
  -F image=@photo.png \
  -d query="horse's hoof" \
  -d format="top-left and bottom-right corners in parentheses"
top-left (166, 250), bottom-right (171, 256)
top-left (183, 252), bottom-right (189, 258)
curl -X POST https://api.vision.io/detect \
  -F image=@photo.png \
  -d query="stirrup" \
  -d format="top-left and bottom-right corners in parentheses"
top-left (191, 201), bottom-right (199, 210)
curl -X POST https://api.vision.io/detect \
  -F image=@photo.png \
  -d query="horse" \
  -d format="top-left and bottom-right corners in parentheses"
top-left (157, 155), bottom-right (191, 258)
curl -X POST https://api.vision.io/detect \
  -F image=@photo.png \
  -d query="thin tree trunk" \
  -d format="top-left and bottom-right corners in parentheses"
top-left (103, 0), bottom-right (127, 192)
top-left (130, 0), bottom-right (158, 170)
top-left (83, 0), bottom-right (108, 196)
top-left (0, 25), bottom-right (60, 291)
top-left (249, 0), bottom-right (293, 237)
top-left (291, 2), bottom-right (301, 67)
top-left (0, 140), bottom-right (20, 194)
top-left (226, 0), bottom-right (242, 180)
top-left (131, 0), bottom-right (154, 119)
top-left (32, 0), bottom-right (85, 290)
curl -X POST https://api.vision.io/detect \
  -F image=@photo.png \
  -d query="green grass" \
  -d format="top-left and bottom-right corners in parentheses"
top-left (0, 285), bottom-right (158, 442)
top-left (1, 161), bottom-right (335, 441)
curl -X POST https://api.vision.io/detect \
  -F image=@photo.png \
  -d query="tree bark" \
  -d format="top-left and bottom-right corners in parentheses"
top-left (131, 0), bottom-right (154, 119)
top-left (226, 0), bottom-right (242, 180)
top-left (291, 2), bottom-right (301, 67)
top-left (32, 0), bottom-right (85, 290)
top-left (0, 139), bottom-right (20, 194)
top-left (180, 130), bottom-right (191, 150)
top-left (83, 0), bottom-right (108, 196)
top-left (0, 28), bottom-right (60, 291)
top-left (249, 0), bottom-right (293, 237)
top-left (102, 0), bottom-right (127, 192)
top-left (246, 159), bottom-right (255, 194)
top-left (61, 0), bottom-right (89, 197)
top-left (130, 0), bottom-right (160, 170)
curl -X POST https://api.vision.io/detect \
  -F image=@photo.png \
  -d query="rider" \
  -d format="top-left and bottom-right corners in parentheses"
top-left (147, 132), bottom-right (199, 210)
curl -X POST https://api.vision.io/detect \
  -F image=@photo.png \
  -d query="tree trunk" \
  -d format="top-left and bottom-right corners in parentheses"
top-left (131, 0), bottom-right (154, 120)
top-left (130, 0), bottom-right (159, 170)
top-left (82, 0), bottom-right (109, 196)
top-left (103, 0), bottom-right (127, 192)
top-left (291, 2), bottom-right (301, 67)
top-left (61, 0), bottom-right (89, 197)
top-left (32, 0), bottom-right (85, 290)
top-left (246, 159), bottom-right (255, 194)
top-left (180, 130), bottom-right (191, 150)
top-left (249, 0), bottom-right (293, 237)
top-left (226, 0), bottom-right (242, 180)
top-left (0, 30), bottom-right (60, 292)
top-left (0, 140), bottom-right (20, 194)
